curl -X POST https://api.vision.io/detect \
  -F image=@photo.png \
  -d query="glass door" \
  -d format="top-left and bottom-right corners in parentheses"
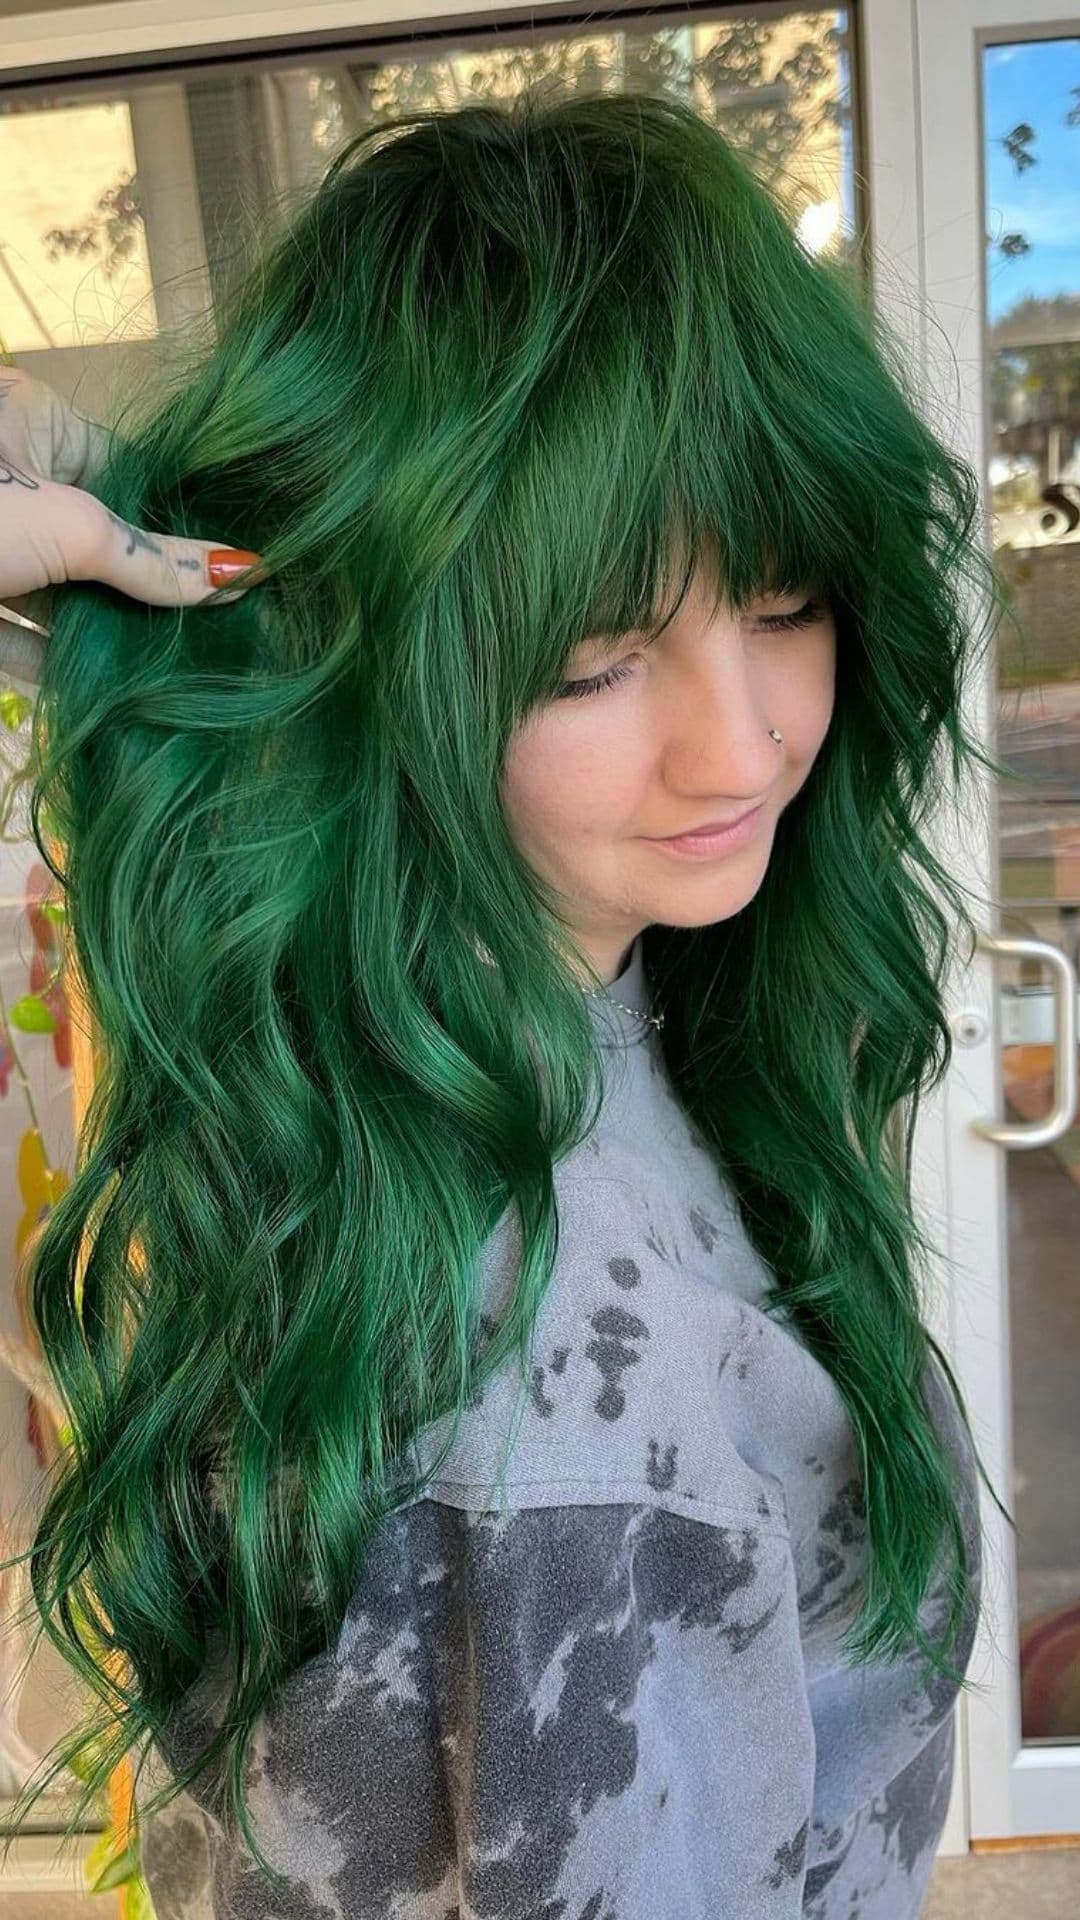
top-left (913, 0), bottom-right (1080, 1847)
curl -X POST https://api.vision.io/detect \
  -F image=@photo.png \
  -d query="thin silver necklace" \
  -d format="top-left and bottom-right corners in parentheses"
top-left (585, 726), bottom-right (785, 1035)
top-left (588, 994), bottom-right (666, 1035)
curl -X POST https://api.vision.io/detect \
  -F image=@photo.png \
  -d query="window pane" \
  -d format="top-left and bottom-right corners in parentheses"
top-left (982, 31), bottom-right (1080, 1751)
top-left (0, 10), bottom-right (856, 362)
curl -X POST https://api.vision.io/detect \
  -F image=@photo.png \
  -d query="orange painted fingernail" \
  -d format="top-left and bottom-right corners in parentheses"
top-left (208, 549), bottom-right (263, 586)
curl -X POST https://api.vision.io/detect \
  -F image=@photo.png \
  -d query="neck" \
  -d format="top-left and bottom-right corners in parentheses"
top-left (565, 932), bottom-right (642, 991)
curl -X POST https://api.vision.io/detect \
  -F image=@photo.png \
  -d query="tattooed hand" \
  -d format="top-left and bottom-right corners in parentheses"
top-left (0, 363), bottom-right (263, 685)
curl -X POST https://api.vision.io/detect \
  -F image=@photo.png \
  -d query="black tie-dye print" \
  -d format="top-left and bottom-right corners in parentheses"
top-left (137, 934), bottom-right (983, 1919)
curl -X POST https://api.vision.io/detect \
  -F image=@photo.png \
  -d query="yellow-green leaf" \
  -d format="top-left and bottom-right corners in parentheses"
top-left (87, 1838), bottom-right (140, 1892)
top-left (0, 688), bottom-right (33, 730)
top-left (8, 994), bottom-right (56, 1034)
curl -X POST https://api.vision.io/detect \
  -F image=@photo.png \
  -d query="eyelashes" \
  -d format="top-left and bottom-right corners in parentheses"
top-left (555, 597), bottom-right (828, 702)
top-left (557, 658), bottom-right (638, 701)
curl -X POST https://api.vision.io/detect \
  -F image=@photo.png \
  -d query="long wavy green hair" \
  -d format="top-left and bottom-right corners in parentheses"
top-left (2, 84), bottom-right (1018, 1888)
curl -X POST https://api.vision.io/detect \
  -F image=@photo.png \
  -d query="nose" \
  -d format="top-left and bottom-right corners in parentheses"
top-left (660, 648), bottom-right (783, 802)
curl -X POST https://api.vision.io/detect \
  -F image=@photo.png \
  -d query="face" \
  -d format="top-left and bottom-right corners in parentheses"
top-left (499, 564), bottom-right (837, 986)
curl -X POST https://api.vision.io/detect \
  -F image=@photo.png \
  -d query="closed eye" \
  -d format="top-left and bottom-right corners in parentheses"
top-left (555, 597), bottom-right (828, 701)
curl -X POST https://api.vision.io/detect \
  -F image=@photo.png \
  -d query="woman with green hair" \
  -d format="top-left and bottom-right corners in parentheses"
top-left (0, 84), bottom-right (1011, 1919)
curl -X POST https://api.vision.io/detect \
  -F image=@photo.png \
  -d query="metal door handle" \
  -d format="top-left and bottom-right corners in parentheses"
top-left (971, 929), bottom-right (1078, 1147)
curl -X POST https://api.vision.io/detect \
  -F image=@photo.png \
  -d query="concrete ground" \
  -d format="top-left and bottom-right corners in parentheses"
top-left (924, 1846), bottom-right (1080, 1917)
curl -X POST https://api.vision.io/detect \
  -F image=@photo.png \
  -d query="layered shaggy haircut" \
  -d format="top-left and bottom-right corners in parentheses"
top-left (2, 84), bottom-right (1017, 1888)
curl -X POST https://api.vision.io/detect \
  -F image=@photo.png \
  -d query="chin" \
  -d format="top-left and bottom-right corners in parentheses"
top-left (640, 886), bottom-right (766, 932)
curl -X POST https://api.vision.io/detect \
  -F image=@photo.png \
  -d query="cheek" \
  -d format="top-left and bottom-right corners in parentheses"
top-left (501, 717), bottom-right (644, 840)
top-left (773, 642), bottom-right (836, 764)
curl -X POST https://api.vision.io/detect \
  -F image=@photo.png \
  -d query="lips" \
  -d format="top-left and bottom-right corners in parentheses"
top-left (656, 806), bottom-right (761, 839)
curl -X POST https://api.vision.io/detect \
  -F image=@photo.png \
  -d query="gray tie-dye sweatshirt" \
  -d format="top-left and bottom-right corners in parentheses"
top-left (137, 933), bottom-right (983, 1920)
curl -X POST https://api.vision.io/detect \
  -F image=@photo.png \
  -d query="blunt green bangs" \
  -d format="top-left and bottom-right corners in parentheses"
top-left (0, 83), bottom-right (1017, 1892)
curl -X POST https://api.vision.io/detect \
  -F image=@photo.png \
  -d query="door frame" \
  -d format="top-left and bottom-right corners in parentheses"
top-left (860, 0), bottom-right (998, 1854)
